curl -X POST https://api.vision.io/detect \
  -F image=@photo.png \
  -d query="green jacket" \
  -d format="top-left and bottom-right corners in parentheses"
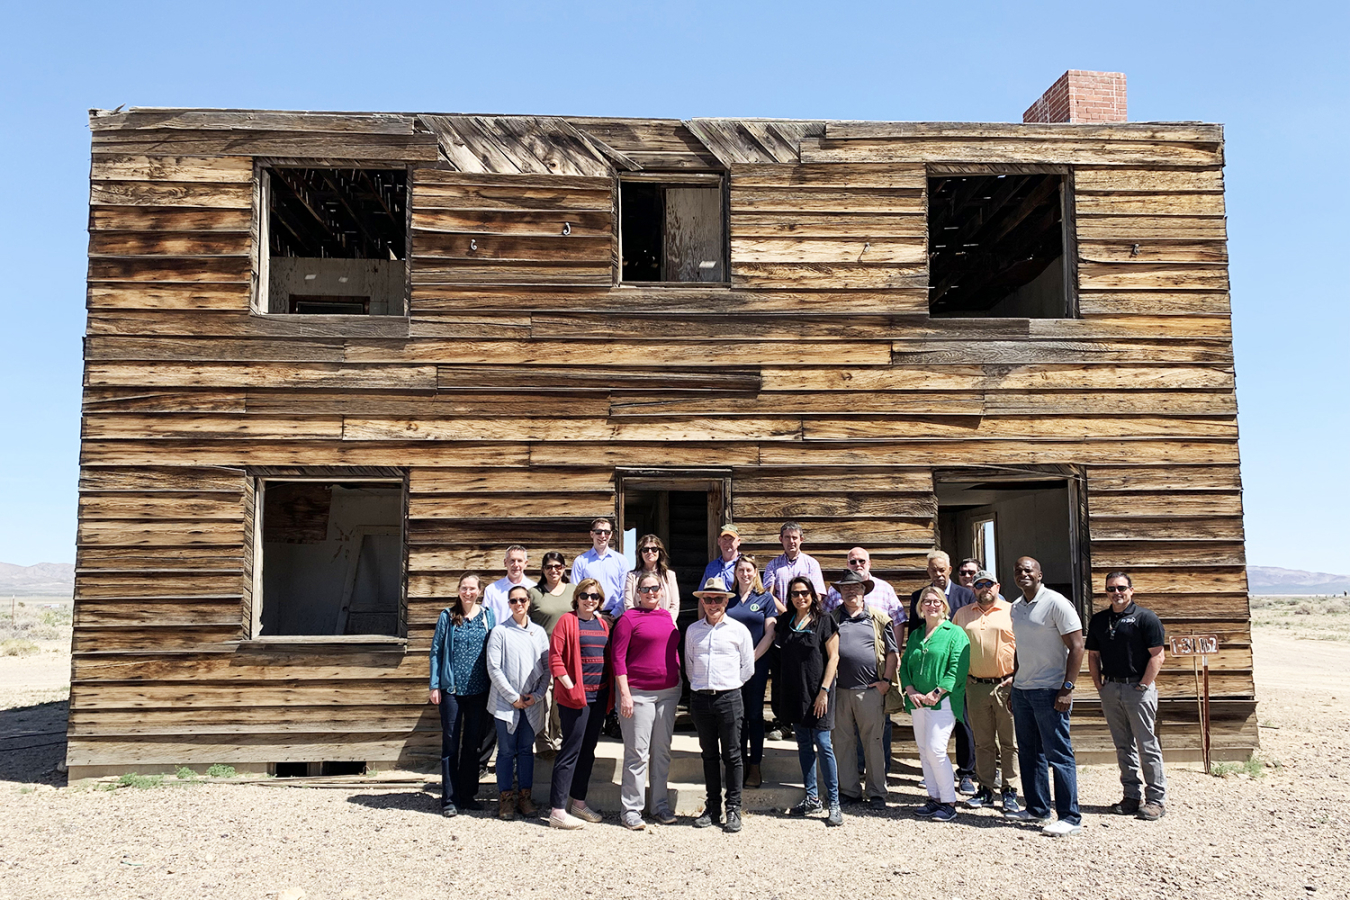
top-left (900, 619), bottom-right (970, 714)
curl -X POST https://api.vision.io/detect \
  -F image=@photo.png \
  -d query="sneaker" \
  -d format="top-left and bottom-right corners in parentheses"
top-left (914, 799), bottom-right (941, 818)
top-left (723, 810), bottom-right (742, 833)
top-left (654, 807), bottom-right (677, 825)
top-left (932, 803), bottom-right (958, 822)
top-left (826, 805), bottom-right (843, 827)
top-left (957, 776), bottom-right (977, 796)
top-left (966, 787), bottom-right (994, 809)
top-left (868, 795), bottom-right (887, 811)
top-left (567, 800), bottom-right (602, 824)
top-left (548, 811), bottom-right (585, 830)
top-left (789, 796), bottom-right (823, 817)
top-left (1001, 790), bottom-right (1022, 818)
top-left (1006, 808), bottom-right (1052, 827)
top-left (1043, 818), bottom-right (1083, 837)
top-left (621, 813), bottom-right (645, 831)
top-left (1137, 802), bottom-right (1166, 821)
top-left (693, 811), bottom-right (716, 829)
top-left (765, 727), bottom-right (784, 741)
top-left (1111, 797), bottom-right (1141, 815)
top-left (440, 802), bottom-right (458, 818)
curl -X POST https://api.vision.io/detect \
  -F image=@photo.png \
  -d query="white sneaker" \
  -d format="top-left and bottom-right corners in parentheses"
top-left (549, 811), bottom-right (585, 829)
top-left (1042, 818), bottom-right (1083, 837)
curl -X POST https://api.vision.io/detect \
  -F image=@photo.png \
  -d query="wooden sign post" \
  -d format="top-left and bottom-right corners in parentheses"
top-left (1169, 634), bottom-right (1220, 771)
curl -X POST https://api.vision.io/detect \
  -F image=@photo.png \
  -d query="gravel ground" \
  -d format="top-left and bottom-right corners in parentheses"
top-left (1, 629), bottom-right (1348, 900)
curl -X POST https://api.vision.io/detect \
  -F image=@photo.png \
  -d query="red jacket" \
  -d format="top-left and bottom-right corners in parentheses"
top-left (550, 611), bottom-right (614, 712)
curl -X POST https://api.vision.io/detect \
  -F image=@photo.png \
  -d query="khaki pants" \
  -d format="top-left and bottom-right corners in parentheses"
top-left (966, 678), bottom-right (1018, 792)
top-left (833, 687), bottom-right (888, 801)
top-left (535, 679), bottom-right (562, 753)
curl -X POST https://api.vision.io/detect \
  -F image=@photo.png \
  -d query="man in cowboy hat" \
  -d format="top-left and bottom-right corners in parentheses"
top-left (830, 569), bottom-right (899, 809)
top-left (686, 576), bottom-right (756, 832)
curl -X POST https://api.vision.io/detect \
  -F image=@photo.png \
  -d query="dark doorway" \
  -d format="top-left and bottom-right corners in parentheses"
top-left (622, 489), bottom-right (713, 630)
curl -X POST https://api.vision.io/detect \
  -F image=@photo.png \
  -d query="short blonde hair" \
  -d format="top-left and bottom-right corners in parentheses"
top-left (918, 585), bottom-right (949, 618)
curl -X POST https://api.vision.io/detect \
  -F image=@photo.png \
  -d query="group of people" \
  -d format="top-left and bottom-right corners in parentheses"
top-left (429, 518), bottom-right (1170, 836)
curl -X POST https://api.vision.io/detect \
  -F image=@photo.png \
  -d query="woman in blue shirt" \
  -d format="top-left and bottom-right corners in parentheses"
top-left (429, 573), bottom-right (496, 816)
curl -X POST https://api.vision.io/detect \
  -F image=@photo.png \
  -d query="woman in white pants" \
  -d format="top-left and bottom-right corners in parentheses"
top-left (901, 585), bottom-right (971, 822)
top-left (611, 571), bottom-right (682, 829)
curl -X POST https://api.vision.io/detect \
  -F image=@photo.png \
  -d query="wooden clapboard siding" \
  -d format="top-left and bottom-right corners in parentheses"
top-left (68, 109), bottom-right (1251, 774)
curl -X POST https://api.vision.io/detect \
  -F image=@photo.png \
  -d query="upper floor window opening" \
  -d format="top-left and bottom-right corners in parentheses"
top-left (260, 166), bottom-right (409, 315)
top-left (619, 174), bottom-right (726, 284)
top-left (928, 169), bottom-right (1077, 318)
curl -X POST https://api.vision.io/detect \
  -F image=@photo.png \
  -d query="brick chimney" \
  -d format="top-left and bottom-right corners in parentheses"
top-left (1023, 70), bottom-right (1127, 124)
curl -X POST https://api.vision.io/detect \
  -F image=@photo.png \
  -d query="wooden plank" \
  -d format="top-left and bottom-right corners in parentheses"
top-left (342, 416), bottom-right (803, 443)
top-left (730, 188), bottom-right (925, 214)
top-left (891, 340), bottom-right (1232, 365)
top-left (83, 390), bottom-right (246, 414)
top-left (800, 137), bottom-right (1221, 167)
top-left (757, 440), bottom-right (1241, 468)
top-left (1075, 193), bottom-right (1226, 217)
top-left (734, 494), bottom-right (935, 520)
top-left (438, 365), bottom-right (760, 393)
top-left (77, 519), bottom-right (247, 547)
top-left (80, 439), bottom-right (530, 468)
top-left (91, 129), bottom-right (438, 161)
top-left (86, 284), bottom-right (251, 311)
top-left (66, 734), bottom-right (420, 767)
top-left (76, 547), bottom-right (245, 567)
top-left (1088, 567), bottom-right (1248, 595)
top-left (823, 122), bottom-right (1223, 143)
top-left (347, 339), bottom-right (893, 367)
top-left (90, 182), bottom-right (252, 209)
top-left (87, 310), bottom-right (414, 339)
top-left (247, 391), bottom-right (608, 418)
top-left (1087, 466), bottom-right (1242, 493)
top-left (71, 652), bottom-right (424, 684)
top-left (1088, 517), bottom-right (1246, 542)
top-left (412, 208), bottom-right (611, 236)
top-left (90, 109), bottom-right (418, 133)
top-left (805, 416), bottom-right (1237, 442)
top-left (410, 467), bottom-right (614, 495)
top-left (730, 163), bottom-right (926, 189)
top-left (409, 494), bottom-right (615, 520)
top-left (79, 466), bottom-right (246, 493)
top-left (981, 391), bottom-right (1236, 417)
top-left (1029, 317), bottom-right (1232, 341)
top-left (1088, 541), bottom-right (1248, 569)
top-left (731, 262), bottom-right (927, 290)
top-left (79, 493), bottom-right (245, 520)
top-left (89, 232), bottom-right (251, 257)
top-left (76, 599), bottom-right (243, 623)
top-left (87, 257), bottom-right (252, 284)
top-left (730, 519), bottom-right (934, 546)
top-left (528, 442), bottom-right (761, 469)
top-left (89, 207), bottom-right (253, 233)
top-left (731, 214), bottom-right (928, 239)
top-left (1077, 240), bottom-right (1228, 265)
top-left (83, 414), bottom-right (346, 441)
top-left (1078, 263), bottom-right (1230, 291)
top-left (85, 336), bottom-right (346, 362)
top-left (413, 286), bottom-right (929, 315)
top-left (413, 231), bottom-right (612, 262)
top-left (85, 362), bottom-right (439, 392)
top-left (90, 154), bottom-right (255, 183)
top-left (730, 237), bottom-right (926, 265)
top-left (762, 364), bottom-right (1235, 393)
top-left (1077, 291), bottom-right (1231, 316)
top-left (609, 392), bottom-right (986, 418)
top-left (534, 313), bottom-right (926, 343)
top-left (1089, 492), bottom-right (1245, 518)
top-left (1073, 168), bottom-right (1224, 193)
top-left (412, 182), bottom-right (612, 211)
top-left (734, 470), bottom-right (933, 494)
top-left (1075, 216), bottom-right (1228, 241)
top-left (410, 262), bottom-right (614, 286)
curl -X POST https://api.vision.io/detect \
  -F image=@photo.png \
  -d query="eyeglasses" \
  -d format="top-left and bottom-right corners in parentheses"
top-left (702, 596), bottom-right (728, 605)
top-left (576, 592), bottom-right (602, 601)
top-left (847, 559), bottom-right (866, 566)
top-left (637, 585), bottom-right (661, 594)
top-left (543, 564), bottom-right (564, 571)
top-left (1105, 585), bottom-right (1131, 593)
top-left (789, 589), bottom-right (811, 597)
top-left (591, 529), bottom-right (612, 536)
top-left (641, 547), bottom-right (660, 554)
top-left (508, 597), bottom-right (529, 605)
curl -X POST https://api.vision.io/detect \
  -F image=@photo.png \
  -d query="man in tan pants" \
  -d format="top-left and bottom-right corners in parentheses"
top-left (952, 570), bottom-right (1021, 816)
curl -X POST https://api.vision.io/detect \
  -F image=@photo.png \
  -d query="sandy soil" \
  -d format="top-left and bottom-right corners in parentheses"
top-left (1, 630), bottom-right (1348, 900)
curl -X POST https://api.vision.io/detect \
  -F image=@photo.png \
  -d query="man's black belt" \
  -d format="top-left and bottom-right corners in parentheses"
top-left (968, 675), bottom-right (1011, 684)
top-left (692, 687), bottom-right (738, 696)
top-left (1102, 676), bottom-right (1141, 684)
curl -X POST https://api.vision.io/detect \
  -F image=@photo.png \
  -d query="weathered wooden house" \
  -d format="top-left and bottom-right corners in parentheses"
top-left (69, 71), bottom-right (1253, 778)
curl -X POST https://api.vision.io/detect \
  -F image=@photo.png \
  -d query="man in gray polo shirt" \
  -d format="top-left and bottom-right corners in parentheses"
top-left (1008, 556), bottom-right (1085, 837)
top-left (830, 571), bottom-right (898, 809)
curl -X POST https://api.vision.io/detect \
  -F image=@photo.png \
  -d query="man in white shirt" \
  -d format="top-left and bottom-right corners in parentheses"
top-left (570, 518), bottom-right (627, 617)
top-left (686, 577), bottom-right (755, 833)
top-left (483, 545), bottom-right (536, 624)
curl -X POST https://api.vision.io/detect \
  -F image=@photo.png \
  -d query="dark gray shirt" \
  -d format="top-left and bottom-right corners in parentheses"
top-left (835, 608), bottom-right (898, 690)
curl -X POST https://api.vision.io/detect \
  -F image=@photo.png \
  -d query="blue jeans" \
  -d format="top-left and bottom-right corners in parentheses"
top-left (495, 717), bottom-right (536, 792)
top-left (794, 726), bottom-right (839, 806)
top-left (438, 690), bottom-right (488, 807)
top-left (1011, 688), bottom-right (1080, 825)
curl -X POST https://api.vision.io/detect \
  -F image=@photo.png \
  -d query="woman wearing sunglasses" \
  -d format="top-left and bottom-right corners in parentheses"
top-left (774, 575), bottom-right (843, 826)
top-left (622, 534), bottom-right (680, 619)
top-left (611, 570), bottom-right (682, 829)
top-left (529, 551), bottom-right (575, 759)
top-left (428, 572), bottom-right (495, 817)
top-left (545, 578), bottom-right (613, 828)
top-left (486, 584), bottom-right (551, 820)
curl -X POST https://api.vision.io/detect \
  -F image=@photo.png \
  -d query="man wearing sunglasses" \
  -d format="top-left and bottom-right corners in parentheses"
top-left (1087, 572), bottom-right (1167, 822)
top-left (686, 577), bottom-right (756, 832)
top-left (570, 518), bottom-right (627, 619)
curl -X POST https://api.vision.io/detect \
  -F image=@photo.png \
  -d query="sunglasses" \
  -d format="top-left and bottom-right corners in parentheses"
top-left (702, 596), bottom-right (728, 604)
top-left (508, 597), bottom-right (529, 605)
top-left (847, 559), bottom-right (866, 566)
top-left (1105, 585), bottom-right (1131, 593)
top-left (576, 592), bottom-right (602, 601)
top-left (974, 581), bottom-right (995, 589)
top-left (544, 564), bottom-right (564, 570)
top-left (789, 589), bottom-right (812, 597)
top-left (637, 585), bottom-right (662, 594)
top-left (591, 529), bottom-right (612, 535)
top-left (641, 546), bottom-right (660, 553)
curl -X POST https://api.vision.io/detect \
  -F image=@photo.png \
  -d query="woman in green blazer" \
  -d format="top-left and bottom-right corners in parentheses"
top-left (901, 585), bottom-right (971, 822)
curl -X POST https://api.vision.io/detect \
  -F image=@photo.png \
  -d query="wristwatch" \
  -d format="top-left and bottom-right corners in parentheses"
top-left (1061, 681), bottom-right (1075, 691)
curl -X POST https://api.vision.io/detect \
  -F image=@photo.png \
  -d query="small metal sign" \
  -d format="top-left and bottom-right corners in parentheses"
top-left (1169, 634), bottom-right (1219, 656)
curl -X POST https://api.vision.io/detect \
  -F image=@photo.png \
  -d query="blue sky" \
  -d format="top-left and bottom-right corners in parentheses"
top-left (1, 0), bottom-right (1346, 571)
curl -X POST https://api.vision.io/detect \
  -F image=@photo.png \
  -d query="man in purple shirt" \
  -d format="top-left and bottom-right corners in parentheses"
top-left (763, 522), bottom-right (826, 615)
top-left (700, 524), bottom-right (742, 594)
top-left (570, 517), bottom-right (627, 618)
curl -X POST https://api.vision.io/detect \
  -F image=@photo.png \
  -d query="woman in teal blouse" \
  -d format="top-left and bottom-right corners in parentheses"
top-left (901, 585), bottom-right (971, 822)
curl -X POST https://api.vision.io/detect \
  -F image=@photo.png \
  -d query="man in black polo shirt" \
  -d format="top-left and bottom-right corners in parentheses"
top-left (1086, 571), bottom-right (1167, 821)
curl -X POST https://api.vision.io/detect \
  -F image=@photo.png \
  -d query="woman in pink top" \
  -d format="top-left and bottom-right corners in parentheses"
top-left (611, 570), bottom-right (682, 829)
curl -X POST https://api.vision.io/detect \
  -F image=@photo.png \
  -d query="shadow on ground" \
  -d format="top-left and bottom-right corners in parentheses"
top-left (0, 700), bottom-right (68, 787)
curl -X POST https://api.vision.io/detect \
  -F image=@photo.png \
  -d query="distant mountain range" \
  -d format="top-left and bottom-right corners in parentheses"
top-left (1248, 566), bottom-right (1350, 595)
top-left (0, 562), bottom-right (75, 596)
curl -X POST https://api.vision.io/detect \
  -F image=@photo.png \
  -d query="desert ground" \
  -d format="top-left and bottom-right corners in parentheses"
top-left (1, 597), bottom-right (1348, 900)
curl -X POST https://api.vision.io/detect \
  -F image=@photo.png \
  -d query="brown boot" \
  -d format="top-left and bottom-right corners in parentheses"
top-left (497, 789), bottom-right (516, 820)
top-left (517, 787), bottom-right (538, 817)
top-left (744, 763), bottom-right (762, 788)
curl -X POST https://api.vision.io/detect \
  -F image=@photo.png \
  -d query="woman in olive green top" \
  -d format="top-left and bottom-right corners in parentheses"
top-left (529, 551), bottom-right (576, 758)
top-left (901, 585), bottom-right (971, 822)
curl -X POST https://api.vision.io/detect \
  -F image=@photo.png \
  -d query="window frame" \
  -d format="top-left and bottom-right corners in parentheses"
top-left (616, 171), bottom-right (730, 287)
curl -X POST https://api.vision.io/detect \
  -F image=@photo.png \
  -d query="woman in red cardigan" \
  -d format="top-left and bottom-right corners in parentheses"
top-left (546, 577), bottom-right (613, 828)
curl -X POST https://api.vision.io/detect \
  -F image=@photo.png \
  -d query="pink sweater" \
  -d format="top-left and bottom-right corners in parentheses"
top-left (611, 607), bottom-right (681, 691)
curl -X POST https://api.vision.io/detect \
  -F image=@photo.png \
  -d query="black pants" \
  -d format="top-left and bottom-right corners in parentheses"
top-left (550, 691), bottom-right (607, 810)
top-left (690, 688), bottom-right (745, 814)
top-left (438, 690), bottom-right (488, 807)
top-left (955, 703), bottom-right (976, 779)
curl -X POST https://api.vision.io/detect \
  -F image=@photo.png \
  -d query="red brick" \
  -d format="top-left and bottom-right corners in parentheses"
top-left (1023, 70), bottom-right (1126, 123)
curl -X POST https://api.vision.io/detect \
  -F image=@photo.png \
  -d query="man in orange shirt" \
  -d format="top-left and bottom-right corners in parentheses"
top-left (952, 570), bottom-right (1021, 816)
